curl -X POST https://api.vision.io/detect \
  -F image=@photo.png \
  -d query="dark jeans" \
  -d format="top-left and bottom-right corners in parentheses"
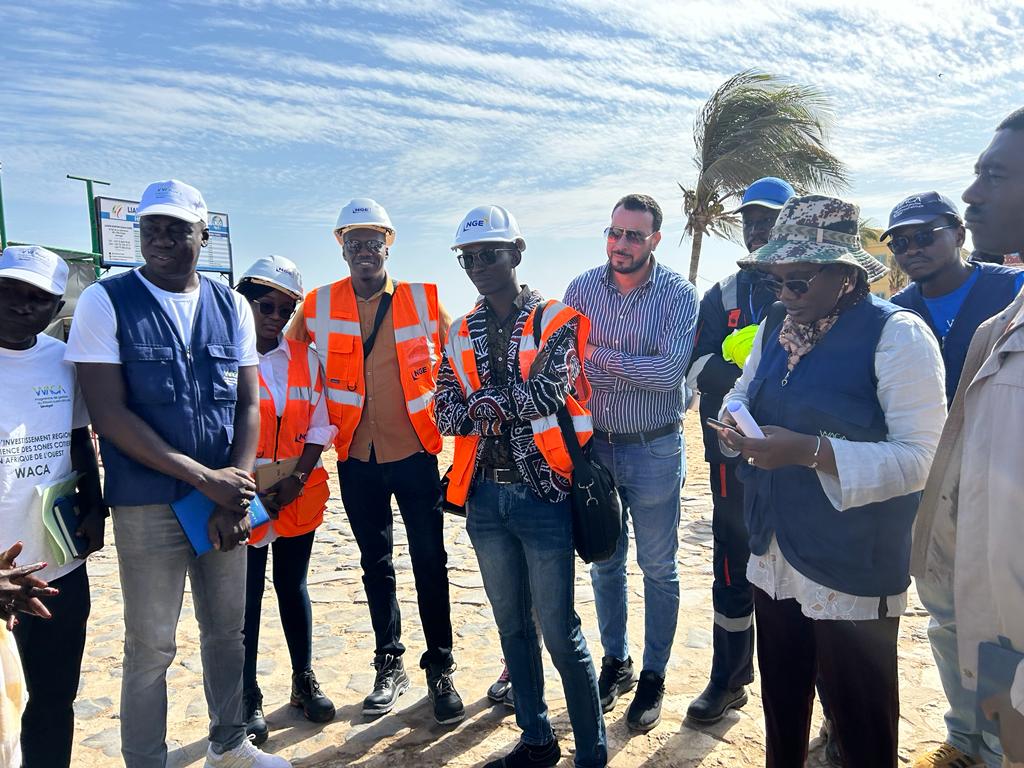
top-left (709, 461), bottom-right (755, 690)
top-left (338, 449), bottom-right (454, 669)
top-left (243, 529), bottom-right (316, 690)
top-left (14, 563), bottom-right (90, 768)
top-left (754, 587), bottom-right (900, 768)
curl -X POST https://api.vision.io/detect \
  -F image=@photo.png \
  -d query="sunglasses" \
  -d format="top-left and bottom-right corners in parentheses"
top-left (343, 238), bottom-right (386, 256)
top-left (253, 300), bottom-right (295, 320)
top-left (887, 224), bottom-right (958, 256)
top-left (604, 226), bottom-right (656, 245)
top-left (457, 247), bottom-right (517, 270)
top-left (761, 270), bottom-right (825, 297)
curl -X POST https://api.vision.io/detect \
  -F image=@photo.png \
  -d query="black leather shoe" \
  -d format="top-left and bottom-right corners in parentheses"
top-left (243, 687), bottom-right (268, 746)
top-left (290, 669), bottom-right (336, 723)
top-left (598, 655), bottom-right (638, 712)
top-left (685, 681), bottom-right (748, 725)
top-left (426, 663), bottom-right (466, 724)
top-left (362, 654), bottom-right (410, 716)
top-left (626, 670), bottom-right (665, 732)
top-left (483, 739), bottom-right (561, 768)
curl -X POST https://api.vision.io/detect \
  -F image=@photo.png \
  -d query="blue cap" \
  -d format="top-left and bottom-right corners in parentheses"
top-left (734, 177), bottom-right (796, 213)
top-left (882, 191), bottom-right (961, 240)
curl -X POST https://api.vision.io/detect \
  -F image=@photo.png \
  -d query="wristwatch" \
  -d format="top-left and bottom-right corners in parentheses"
top-left (290, 470), bottom-right (309, 485)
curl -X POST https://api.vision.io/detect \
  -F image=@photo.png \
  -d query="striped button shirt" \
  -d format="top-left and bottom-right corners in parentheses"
top-left (564, 259), bottom-right (698, 434)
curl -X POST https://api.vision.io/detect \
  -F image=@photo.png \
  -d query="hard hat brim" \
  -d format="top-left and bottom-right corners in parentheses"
top-left (240, 276), bottom-right (303, 301)
top-left (334, 225), bottom-right (395, 247)
top-left (451, 237), bottom-right (526, 252)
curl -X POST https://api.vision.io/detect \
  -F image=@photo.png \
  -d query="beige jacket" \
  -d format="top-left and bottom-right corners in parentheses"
top-left (913, 288), bottom-right (1024, 710)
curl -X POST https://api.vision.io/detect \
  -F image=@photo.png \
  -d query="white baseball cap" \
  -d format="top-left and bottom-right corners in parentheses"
top-left (137, 179), bottom-right (209, 224)
top-left (0, 245), bottom-right (69, 296)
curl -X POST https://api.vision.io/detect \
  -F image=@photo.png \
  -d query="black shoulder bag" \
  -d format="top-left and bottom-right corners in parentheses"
top-left (534, 304), bottom-right (623, 563)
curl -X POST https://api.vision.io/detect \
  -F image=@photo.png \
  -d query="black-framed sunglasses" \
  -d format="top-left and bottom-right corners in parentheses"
top-left (253, 300), bottom-right (295, 320)
top-left (887, 224), bottom-right (958, 256)
top-left (761, 270), bottom-right (825, 297)
top-left (342, 238), bottom-right (386, 255)
top-left (456, 247), bottom-right (517, 270)
top-left (604, 226), bottom-right (656, 245)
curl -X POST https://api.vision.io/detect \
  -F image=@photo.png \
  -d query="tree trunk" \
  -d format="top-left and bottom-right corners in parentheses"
top-left (688, 229), bottom-right (704, 284)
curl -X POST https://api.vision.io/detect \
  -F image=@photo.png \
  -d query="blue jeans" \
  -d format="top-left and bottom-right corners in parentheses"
top-left (918, 575), bottom-right (1003, 766)
top-left (113, 503), bottom-right (247, 768)
top-left (590, 430), bottom-right (683, 676)
top-left (467, 480), bottom-right (607, 768)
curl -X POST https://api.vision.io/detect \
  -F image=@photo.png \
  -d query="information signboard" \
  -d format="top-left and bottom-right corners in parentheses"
top-left (95, 196), bottom-right (233, 275)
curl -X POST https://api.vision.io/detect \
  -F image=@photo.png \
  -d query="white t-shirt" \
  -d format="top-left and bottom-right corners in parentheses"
top-left (0, 335), bottom-right (90, 582)
top-left (65, 269), bottom-right (258, 366)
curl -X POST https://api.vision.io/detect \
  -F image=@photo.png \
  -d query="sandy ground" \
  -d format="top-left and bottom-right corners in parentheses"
top-left (70, 412), bottom-right (948, 766)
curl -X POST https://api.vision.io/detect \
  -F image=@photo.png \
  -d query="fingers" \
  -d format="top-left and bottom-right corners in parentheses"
top-left (6, 561), bottom-right (47, 579)
top-left (0, 540), bottom-right (24, 566)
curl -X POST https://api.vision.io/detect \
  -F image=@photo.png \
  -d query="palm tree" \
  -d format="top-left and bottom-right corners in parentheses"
top-left (681, 70), bottom-right (850, 283)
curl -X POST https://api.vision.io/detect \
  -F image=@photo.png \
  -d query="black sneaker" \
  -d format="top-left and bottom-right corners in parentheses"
top-left (598, 655), bottom-right (638, 712)
top-left (483, 739), bottom-right (561, 768)
top-left (290, 669), bottom-right (336, 723)
top-left (626, 670), bottom-right (665, 732)
top-left (362, 654), bottom-right (410, 716)
top-left (426, 662), bottom-right (466, 725)
top-left (243, 687), bottom-right (268, 746)
top-left (487, 660), bottom-right (512, 703)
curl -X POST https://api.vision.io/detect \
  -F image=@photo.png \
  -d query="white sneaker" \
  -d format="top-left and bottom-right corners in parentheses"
top-left (204, 739), bottom-right (292, 768)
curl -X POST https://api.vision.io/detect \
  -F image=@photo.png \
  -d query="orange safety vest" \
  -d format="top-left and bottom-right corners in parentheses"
top-left (304, 278), bottom-right (443, 461)
top-left (444, 299), bottom-right (593, 506)
top-left (249, 339), bottom-right (331, 544)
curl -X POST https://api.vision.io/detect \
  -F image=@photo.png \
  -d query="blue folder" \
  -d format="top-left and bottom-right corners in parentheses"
top-left (171, 490), bottom-right (271, 556)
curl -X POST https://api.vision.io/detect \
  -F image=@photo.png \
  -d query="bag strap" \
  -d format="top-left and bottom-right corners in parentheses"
top-left (765, 300), bottom-right (787, 338)
top-left (363, 288), bottom-right (394, 358)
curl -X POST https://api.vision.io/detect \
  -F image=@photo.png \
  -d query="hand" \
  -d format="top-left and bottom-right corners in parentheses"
top-left (981, 690), bottom-right (1024, 761)
top-left (0, 542), bottom-right (57, 628)
top-left (262, 475), bottom-right (304, 518)
top-left (75, 510), bottom-right (106, 559)
top-left (207, 505), bottom-right (252, 552)
top-left (720, 425), bottom-right (818, 471)
top-left (196, 467), bottom-right (256, 509)
top-left (584, 342), bottom-right (597, 362)
top-left (528, 344), bottom-right (551, 377)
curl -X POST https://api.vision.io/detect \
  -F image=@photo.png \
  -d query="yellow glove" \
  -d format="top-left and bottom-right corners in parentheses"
top-left (722, 324), bottom-right (759, 368)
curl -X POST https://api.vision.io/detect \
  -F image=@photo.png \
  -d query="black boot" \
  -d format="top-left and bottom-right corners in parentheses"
top-left (290, 669), bottom-right (336, 723)
top-left (426, 662), bottom-right (466, 725)
top-left (362, 654), bottom-right (410, 716)
top-left (243, 686), bottom-right (268, 746)
top-left (483, 739), bottom-right (561, 768)
top-left (685, 681), bottom-right (748, 725)
top-left (626, 670), bottom-right (665, 732)
top-left (597, 655), bottom-right (638, 712)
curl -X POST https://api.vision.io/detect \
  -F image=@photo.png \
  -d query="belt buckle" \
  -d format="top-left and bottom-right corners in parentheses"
top-left (493, 467), bottom-right (515, 484)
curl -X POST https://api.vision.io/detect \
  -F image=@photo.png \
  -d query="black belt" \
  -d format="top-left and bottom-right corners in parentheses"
top-left (593, 422), bottom-right (679, 445)
top-left (476, 466), bottom-right (523, 485)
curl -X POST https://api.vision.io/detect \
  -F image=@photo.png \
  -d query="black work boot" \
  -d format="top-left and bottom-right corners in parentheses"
top-left (290, 669), bottom-right (336, 723)
top-left (362, 654), bottom-right (410, 716)
top-left (626, 670), bottom-right (665, 732)
top-left (426, 662), bottom-right (466, 725)
top-left (243, 686), bottom-right (268, 746)
top-left (483, 739), bottom-right (561, 768)
top-left (685, 681), bottom-right (748, 725)
top-left (597, 655), bottom-right (638, 712)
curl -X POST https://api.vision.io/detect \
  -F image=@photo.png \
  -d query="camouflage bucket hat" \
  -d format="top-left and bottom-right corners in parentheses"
top-left (737, 194), bottom-right (888, 284)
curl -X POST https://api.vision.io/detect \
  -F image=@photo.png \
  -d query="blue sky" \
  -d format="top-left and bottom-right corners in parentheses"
top-left (1, 0), bottom-right (1022, 310)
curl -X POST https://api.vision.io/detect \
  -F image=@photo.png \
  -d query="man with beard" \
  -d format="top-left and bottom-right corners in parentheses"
top-left (911, 107), bottom-right (1024, 768)
top-left (683, 177), bottom-right (792, 726)
top-left (564, 193), bottom-right (698, 732)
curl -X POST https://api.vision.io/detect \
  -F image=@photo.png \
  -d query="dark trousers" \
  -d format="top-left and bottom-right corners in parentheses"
top-left (709, 462), bottom-right (755, 690)
top-left (338, 449), bottom-right (454, 669)
top-left (243, 529), bottom-right (316, 690)
top-left (754, 587), bottom-right (900, 768)
top-left (14, 563), bottom-right (90, 768)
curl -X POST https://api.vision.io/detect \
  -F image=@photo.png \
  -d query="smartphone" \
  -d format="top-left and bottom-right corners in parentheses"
top-left (705, 417), bottom-right (738, 433)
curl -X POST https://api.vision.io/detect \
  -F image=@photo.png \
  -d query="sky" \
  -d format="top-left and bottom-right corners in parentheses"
top-left (1, 0), bottom-right (1023, 309)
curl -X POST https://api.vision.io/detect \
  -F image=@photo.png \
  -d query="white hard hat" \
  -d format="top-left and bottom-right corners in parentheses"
top-left (451, 204), bottom-right (526, 251)
top-left (334, 198), bottom-right (395, 246)
top-left (238, 255), bottom-right (304, 301)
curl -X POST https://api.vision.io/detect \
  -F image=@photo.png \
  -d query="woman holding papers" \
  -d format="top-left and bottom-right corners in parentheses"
top-left (236, 256), bottom-right (337, 744)
top-left (709, 196), bottom-right (946, 768)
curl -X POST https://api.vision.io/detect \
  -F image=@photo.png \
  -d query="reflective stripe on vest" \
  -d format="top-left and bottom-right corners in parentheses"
top-left (251, 339), bottom-right (329, 543)
top-left (445, 299), bottom-right (592, 506)
top-left (302, 278), bottom-right (442, 460)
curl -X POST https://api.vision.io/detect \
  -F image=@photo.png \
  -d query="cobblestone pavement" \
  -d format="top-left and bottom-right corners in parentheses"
top-left (72, 416), bottom-right (948, 766)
